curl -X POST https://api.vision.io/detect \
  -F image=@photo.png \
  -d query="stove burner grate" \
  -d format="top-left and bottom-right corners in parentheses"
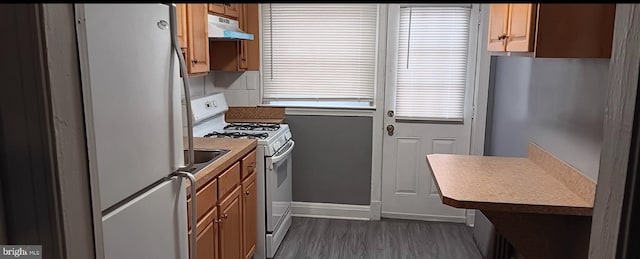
top-left (204, 131), bottom-right (269, 140)
top-left (224, 123), bottom-right (281, 131)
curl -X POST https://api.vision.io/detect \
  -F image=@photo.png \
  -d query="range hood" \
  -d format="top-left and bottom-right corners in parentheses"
top-left (208, 14), bottom-right (254, 41)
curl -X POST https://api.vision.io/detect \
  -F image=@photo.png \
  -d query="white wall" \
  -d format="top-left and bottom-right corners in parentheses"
top-left (188, 71), bottom-right (261, 106)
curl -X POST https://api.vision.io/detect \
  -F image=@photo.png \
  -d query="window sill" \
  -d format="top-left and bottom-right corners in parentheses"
top-left (260, 104), bottom-right (376, 117)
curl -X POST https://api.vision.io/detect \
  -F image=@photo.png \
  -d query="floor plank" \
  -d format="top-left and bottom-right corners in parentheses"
top-left (273, 217), bottom-right (482, 259)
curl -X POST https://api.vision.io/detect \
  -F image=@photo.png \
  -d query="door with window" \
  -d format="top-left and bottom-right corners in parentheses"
top-left (381, 4), bottom-right (479, 222)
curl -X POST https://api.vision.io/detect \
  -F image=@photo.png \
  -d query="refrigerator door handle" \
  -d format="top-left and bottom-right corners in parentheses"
top-left (168, 3), bottom-right (195, 172)
top-left (172, 172), bottom-right (197, 259)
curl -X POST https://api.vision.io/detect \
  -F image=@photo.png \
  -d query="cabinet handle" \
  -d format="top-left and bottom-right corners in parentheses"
top-left (224, 213), bottom-right (228, 219)
top-left (498, 33), bottom-right (510, 40)
top-left (192, 59), bottom-right (198, 64)
top-left (245, 191), bottom-right (250, 196)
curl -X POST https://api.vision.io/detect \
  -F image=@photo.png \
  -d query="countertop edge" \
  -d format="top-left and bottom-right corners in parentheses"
top-left (442, 196), bottom-right (593, 216)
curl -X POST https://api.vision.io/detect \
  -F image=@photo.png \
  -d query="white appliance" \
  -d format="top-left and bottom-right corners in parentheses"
top-left (190, 94), bottom-right (294, 258)
top-left (76, 4), bottom-right (200, 259)
top-left (208, 14), bottom-right (254, 40)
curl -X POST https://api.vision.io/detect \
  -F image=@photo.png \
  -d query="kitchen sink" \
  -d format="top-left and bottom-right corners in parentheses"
top-left (184, 149), bottom-right (230, 173)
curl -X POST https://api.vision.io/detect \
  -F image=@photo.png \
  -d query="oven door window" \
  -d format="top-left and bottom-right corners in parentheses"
top-left (265, 143), bottom-right (293, 233)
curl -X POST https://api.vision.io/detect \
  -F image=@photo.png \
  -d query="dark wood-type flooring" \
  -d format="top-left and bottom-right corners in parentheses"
top-left (273, 217), bottom-right (483, 259)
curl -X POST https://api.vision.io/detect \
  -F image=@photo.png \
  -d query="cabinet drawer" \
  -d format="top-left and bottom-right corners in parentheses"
top-left (241, 149), bottom-right (257, 180)
top-left (218, 162), bottom-right (241, 198)
top-left (187, 178), bottom-right (217, 227)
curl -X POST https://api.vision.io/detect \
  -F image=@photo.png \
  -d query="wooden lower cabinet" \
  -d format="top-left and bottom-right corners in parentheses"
top-left (189, 207), bottom-right (219, 259)
top-left (187, 149), bottom-right (257, 259)
top-left (219, 186), bottom-right (243, 259)
top-left (242, 171), bottom-right (257, 259)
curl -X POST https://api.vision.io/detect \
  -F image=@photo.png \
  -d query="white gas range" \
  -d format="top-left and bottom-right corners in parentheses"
top-left (189, 93), bottom-right (293, 259)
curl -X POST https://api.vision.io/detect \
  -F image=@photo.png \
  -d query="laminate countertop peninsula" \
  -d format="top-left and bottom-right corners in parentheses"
top-left (426, 143), bottom-right (597, 259)
top-left (184, 137), bottom-right (257, 191)
top-left (427, 157), bottom-right (591, 215)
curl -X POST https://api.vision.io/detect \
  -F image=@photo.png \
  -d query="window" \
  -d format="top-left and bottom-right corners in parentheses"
top-left (261, 4), bottom-right (378, 108)
top-left (395, 6), bottom-right (473, 120)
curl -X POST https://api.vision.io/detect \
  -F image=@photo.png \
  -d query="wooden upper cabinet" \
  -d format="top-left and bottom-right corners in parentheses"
top-left (505, 4), bottom-right (535, 52)
top-left (219, 186), bottom-right (242, 259)
top-left (209, 3), bottom-right (225, 15)
top-left (488, 4), bottom-right (509, 52)
top-left (244, 4), bottom-right (260, 71)
top-left (242, 172), bottom-right (257, 259)
top-left (186, 4), bottom-right (210, 75)
top-left (224, 4), bottom-right (240, 19)
top-left (487, 4), bottom-right (615, 58)
top-left (208, 3), bottom-right (239, 19)
top-left (176, 4), bottom-right (188, 49)
top-left (535, 4), bottom-right (615, 58)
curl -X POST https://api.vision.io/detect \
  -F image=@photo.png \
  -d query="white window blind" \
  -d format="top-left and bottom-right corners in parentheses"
top-left (395, 6), bottom-right (472, 120)
top-left (262, 4), bottom-right (378, 105)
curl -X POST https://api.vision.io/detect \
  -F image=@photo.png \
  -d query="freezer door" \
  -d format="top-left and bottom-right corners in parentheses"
top-left (102, 178), bottom-right (188, 259)
top-left (79, 3), bottom-right (184, 210)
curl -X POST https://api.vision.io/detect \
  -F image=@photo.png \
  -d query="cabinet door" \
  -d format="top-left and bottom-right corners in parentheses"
top-left (224, 4), bottom-right (240, 19)
top-left (238, 4), bottom-right (248, 70)
top-left (506, 4), bottom-right (536, 52)
top-left (219, 187), bottom-right (242, 259)
top-left (487, 4), bottom-right (509, 52)
top-left (242, 172), bottom-right (257, 259)
top-left (177, 4), bottom-right (188, 49)
top-left (186, 4), bottom-right (210, 75)
top-left (244, 4), bottom-right (260, 71)
top-left (188, 207), bottom-right (219, 259)
top-left (209, 4), bottom-right (225, 15)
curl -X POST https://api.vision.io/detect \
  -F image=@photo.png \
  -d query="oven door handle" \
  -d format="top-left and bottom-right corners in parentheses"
top-left (269, 140), bottom-right (295, 165)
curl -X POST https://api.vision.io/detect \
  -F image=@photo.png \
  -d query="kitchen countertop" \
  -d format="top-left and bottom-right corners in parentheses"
top-left (426, 144), bottom-right (595, 216)
top-left (184, 137), bottom-right (257, 192)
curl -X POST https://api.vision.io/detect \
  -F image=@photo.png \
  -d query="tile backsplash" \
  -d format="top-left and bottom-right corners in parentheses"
top-left (188, 71), bottom-right (260, 106)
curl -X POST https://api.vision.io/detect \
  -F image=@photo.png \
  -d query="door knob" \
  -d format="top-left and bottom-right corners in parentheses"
top-left (386, 125), bottom-right (395, 136)
top-left (387, 110), bottom-right (394, 117)
top-left (498, 33), bottom-right (509, 40)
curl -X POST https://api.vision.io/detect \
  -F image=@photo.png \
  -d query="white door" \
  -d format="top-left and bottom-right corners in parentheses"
top-left (381, 4), bottom-right (479, 222)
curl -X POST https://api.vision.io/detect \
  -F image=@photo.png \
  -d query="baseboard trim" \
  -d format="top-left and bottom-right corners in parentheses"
top-left (466, 209), bottom-right (476, 227)
top-left (291, 202), bottom-right (371, 221)
top-left (381, 211), bottom-right (466, 223)
top-left (370, 200), bottom-right (381, 220)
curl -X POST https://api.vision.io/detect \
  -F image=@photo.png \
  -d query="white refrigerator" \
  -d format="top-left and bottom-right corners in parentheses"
top-left (76, 4), bottom-right (197, 259)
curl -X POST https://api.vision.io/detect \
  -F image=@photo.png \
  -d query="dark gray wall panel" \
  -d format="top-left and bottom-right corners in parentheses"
top-left (285, 115), bottom-right (372, 205)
